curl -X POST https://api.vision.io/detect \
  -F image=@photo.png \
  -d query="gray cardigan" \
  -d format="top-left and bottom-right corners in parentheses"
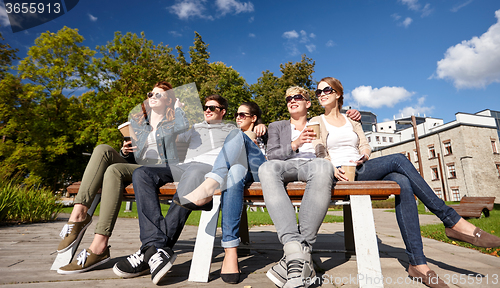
top-left (266, 120), bottom-right (299, 161)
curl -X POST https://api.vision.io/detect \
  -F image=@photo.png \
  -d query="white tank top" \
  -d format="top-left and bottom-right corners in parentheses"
top-left (143, 130), bottom-right (160, 160)
top-left (322, 114), bottom-right (361, 167)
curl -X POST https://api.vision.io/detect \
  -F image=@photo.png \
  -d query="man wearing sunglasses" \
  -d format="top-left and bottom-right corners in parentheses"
top-left (113, 94), bottom-right (268, 285)
top-left (259, 86), bottom-right (361, 288)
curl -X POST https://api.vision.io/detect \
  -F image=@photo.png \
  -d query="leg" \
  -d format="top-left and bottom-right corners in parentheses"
top-left (297, 158), bottom-right (334, 246)
top-left (259, 160), bottom-right (302, 245)
top-left (182, 130), bottom-right (266, 205)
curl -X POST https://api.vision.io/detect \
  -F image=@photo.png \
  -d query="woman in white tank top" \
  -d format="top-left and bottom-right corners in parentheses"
top-left (310, 77), bottom-right (500, 288)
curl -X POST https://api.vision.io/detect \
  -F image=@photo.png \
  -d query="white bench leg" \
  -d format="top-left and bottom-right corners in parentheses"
top-left (349, 195), bottom-right (384, 288)
top-left (188, 195), bottom-right (221, 282)
top-left (50, 193), bottom-right (101, 270)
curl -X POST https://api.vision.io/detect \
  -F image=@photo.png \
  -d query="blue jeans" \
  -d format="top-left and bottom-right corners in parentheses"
top-left (259, 158), bottom-right (334, 247)
top-left (206, 130), bottom-right (267, 248)
top-left (355, 153), bottom-right (461, 265)
top-left (133, 162), bottom-right (212, 250)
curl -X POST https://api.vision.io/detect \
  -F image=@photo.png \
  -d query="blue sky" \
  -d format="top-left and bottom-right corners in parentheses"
top-left (1, 0), bottom-right (499, 123)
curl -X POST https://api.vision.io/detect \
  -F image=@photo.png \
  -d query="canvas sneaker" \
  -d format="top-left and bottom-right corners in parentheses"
top-left (113, 249), bottom-right (150, 278)
top-left (57, 213), bottom-right (92, 253)
top-left (267, 255), bottom-right (287, 287)
top-left (57, 246), bottom-right (110, 274)
top-left (145, 246), bottom-right (177, 285)
top-left (283, 241), bottom-right (316, 288)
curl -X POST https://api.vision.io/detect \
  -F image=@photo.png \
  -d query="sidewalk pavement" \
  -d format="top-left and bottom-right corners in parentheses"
top-left (1, 209), bottom-right (499, 288)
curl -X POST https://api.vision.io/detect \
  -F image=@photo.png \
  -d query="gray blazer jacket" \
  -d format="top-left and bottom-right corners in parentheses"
top-left (266, 120), bottom-right (299, 161)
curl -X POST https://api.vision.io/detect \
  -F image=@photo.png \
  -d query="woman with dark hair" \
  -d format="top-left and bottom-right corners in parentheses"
top-left (173, 101), bottom-right (267, 284)
top-left (56, 81), bottom-right (189, 274)
top-left (312, 76), bottom-right (500, 288)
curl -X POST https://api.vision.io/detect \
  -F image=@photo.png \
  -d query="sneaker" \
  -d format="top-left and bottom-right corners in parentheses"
top-left (113, 249), bottom-right (150, 278)
top-left (283, 241), bottom-right (316, 288)
top-left (145, 246), bottom-right (177, 285)
top-left (267, 255), bottom-right (287, 287)
top-left (57, 213), bottom-right (92, 253)
top-left (57, 246), bottom-right (110, 274)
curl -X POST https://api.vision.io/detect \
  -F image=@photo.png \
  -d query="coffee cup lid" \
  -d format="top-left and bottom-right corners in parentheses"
top-left (306, 122), bottom-right (320, 126)
top-left (118, 122), bottom-right (131, 129)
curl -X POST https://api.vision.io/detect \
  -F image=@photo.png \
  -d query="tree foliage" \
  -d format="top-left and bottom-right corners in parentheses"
top-left (0, 28), bottom-right (318, 191)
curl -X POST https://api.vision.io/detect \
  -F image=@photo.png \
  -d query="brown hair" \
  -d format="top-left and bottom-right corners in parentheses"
top-left (136, 81), bottom-right (175, 125)
top-left (318, 77), bottom-right (344, 109)
top-left (240, 101), bottom-right (263, 125)
top-left (205, 94), bottom-right (228, 118)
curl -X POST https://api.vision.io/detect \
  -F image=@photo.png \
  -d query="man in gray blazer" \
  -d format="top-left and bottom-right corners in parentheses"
top-left (259, 86), bottom-right (360, 288)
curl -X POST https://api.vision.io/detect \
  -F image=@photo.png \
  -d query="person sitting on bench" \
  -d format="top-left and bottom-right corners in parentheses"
top-left (112, 95), bottom-right (267, 285)
top-left (56, 81), bottom-right (189, 274)
top-left (257, 86), bottom-right (336, 288)
top-left (312, 76), bottom-right (500, 288)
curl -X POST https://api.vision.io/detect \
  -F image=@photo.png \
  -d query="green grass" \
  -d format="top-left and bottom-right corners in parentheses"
top-left (0, 181), bottom-right (62, 223)
top-left (420, 204), bottom-right (500, 257)
top-left (61, 203), bottom-right (343, 227)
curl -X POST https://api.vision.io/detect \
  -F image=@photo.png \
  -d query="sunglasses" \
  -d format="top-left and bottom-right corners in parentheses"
top-left (285, 94), bottom-right (307, 103)
top-left (203, 105), bottom-right (222, 112)
top-left (147, 92), bottom-right (164, 99)
top-left (235, 112), bottom-right (252, 119)
top-left (315, 86), bottom-right (336, 97)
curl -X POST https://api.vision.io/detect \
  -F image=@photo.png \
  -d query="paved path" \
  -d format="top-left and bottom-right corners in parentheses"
top-left (1, 209), bottom-right (499, 287)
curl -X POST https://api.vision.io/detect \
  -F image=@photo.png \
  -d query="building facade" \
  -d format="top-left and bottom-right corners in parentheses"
top-left (370, 112), bottom-right (500, 203)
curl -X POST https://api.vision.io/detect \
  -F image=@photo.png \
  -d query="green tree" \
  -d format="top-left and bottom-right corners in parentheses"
top-left (2, 27), bottom-right (95, 189)
top-left (252, 55), bottom-right (320, 124)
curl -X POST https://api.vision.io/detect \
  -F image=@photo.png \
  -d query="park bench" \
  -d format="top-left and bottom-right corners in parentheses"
top-left (448, 196), bottom-right (496, 218)
top-left (51, 180), bottom-right (400, 288)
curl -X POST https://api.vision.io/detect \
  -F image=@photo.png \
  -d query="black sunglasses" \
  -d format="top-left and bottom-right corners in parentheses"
top-left (285, 94), bottom-right (307, 103)
top-left (147, 92), bottom-right (164, 99)
top-left (235, 112), bottom-right (252, 119)
top-left (203, 105), bottom-right (222, 112)
top-left (315, 86), bottom-right (336, 97)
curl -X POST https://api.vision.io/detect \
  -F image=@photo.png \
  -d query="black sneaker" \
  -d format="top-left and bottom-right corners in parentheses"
top-left (145, 246), bottom-right (177, 285)
top-left (113, 249), bottom-right (150, 278)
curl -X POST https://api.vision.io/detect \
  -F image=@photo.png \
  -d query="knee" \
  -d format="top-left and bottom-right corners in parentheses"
top-left (103, 164), bottom-right (125, 181)
top-left (311, 158), bottom-right (334, 176)
top-left (93, 144), bottom-right (114, 156)
top-left (391, 153), bottom-right (410, 164)
top-left (132, 166), bottom-right (151, 184)
top-left (258, 161), bottom-right (280, 181)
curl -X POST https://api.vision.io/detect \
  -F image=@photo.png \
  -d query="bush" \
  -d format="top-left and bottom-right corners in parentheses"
top-left (0, 180), bottom-right (62, 223)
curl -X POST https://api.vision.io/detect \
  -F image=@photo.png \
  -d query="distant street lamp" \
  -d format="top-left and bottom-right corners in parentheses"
top-left (397, 115), bottom-right (424, 178)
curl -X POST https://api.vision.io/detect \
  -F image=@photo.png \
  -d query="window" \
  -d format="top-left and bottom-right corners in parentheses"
top-left (492, 139), bottom-right (499, 154)
top-left (447, 163), bottom-right (456, 178)
top-left (389, 137), bottom-right (393, 143)
top-left (376, 136), bottom-right (380, 142)
top-left (431, 166), bottom-right (439, 180)
top-left (443, 140), bottom-right (452, 155)
top-left (496, 163), bottom-right (500, 177)
top-left (428, 145), bottom-right (436, 159)
top-left (451, 188), bottom-right (461, 201)
top-left (382, 137), bottom-right (387, 142)
top-left (434, 188), bottom-right (443, 199)
top-left (413, 150), bottom-right (418, 162)
top-left (367, 136), bottom-right (371, 142)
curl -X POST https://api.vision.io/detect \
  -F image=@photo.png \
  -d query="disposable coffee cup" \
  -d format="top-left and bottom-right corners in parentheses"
top-left (306, 122), bottom-right (320, 139)
top-left (244, 130), bottom-right (257, 141)
top-left (118, 122), bottom-right (131, 138)
top-left (341, 163), bottom-right (357, 181)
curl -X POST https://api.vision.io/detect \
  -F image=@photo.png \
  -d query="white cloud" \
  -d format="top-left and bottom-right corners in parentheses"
top-left (326, 40), bottom-right (336, 47)
top-left (248, 33), bottom-right (255, 38)
top-left (400, 17), bottom-right (413, 28)
top-left (451, 0), bottom-right (473, 13)
top-left (309, 33), bottom-right (316, 39)
top-left (283, 30), bottom-right (299, 39)
top-left (169, 31), bottom-right (182, 37)
top-left (399, 0), bottom-right (433, 17)
top-left (249, 16), bottom-right (254, 23)
top-left (391, 13), bottom-right (402, 21)
top-left (88, 14), bottom-right (97, 22)
top-left (351, 86), bottom-right (414, 108)
top-left (398, 96), bottom-right (434, 117)
top-left (305, 44), bottom-right (316, 53)
top-left (0, 3), bottom-right (10, 27)
top-left (170, 0), bottom-right (213, 20)
top-left (216, 0), bottom-right (254, 15)
top-left (434, 9), bottom-right (500, 89)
